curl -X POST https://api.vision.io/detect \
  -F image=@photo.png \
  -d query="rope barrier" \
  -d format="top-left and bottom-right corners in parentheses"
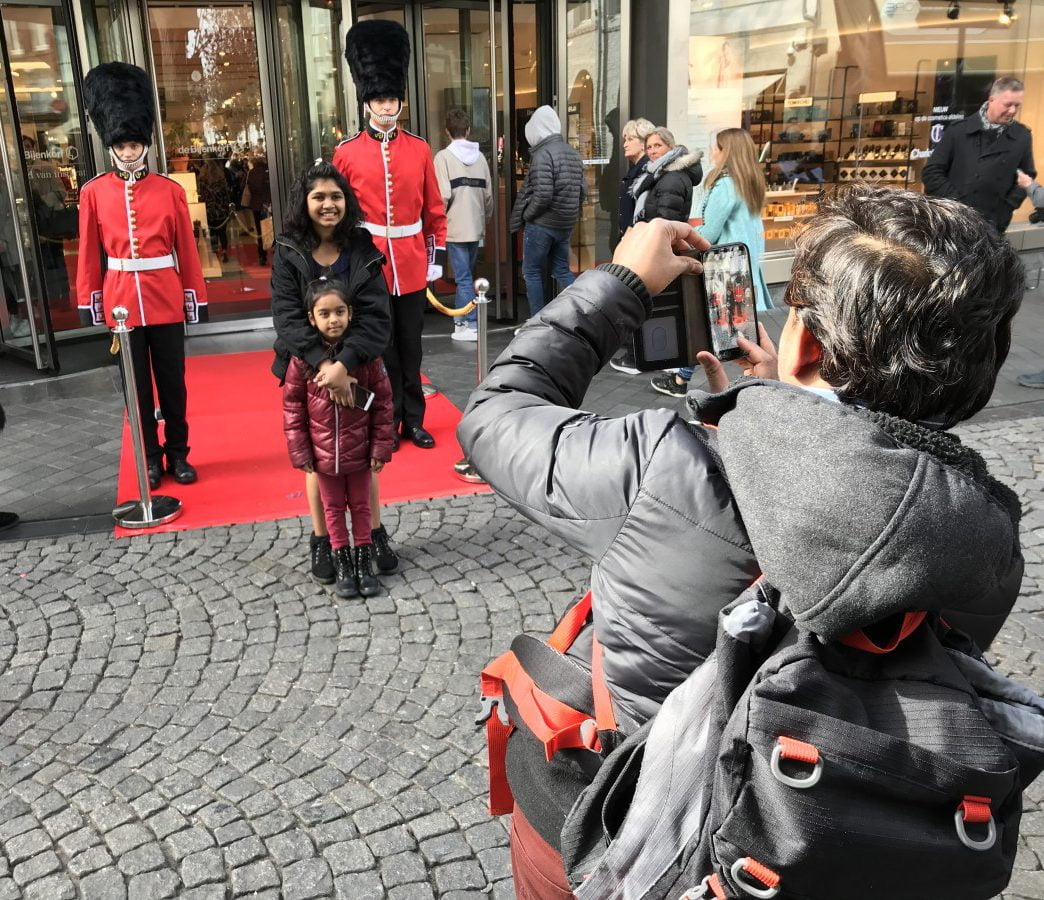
top-left (426, 288), bottom-right (474, 317)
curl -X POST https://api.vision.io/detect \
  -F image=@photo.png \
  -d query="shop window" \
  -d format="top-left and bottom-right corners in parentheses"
top-left (682, 0), bottom-right (1040, 252)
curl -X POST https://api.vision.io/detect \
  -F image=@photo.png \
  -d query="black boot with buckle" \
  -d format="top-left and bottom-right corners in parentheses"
top-left (371, 524), bottom-right (398, 573)
top-left (353, 544), bottom-right (380, 597)
top-left (332, 547), bottom-right (358, 599)
top-left (310, 534), bottom-right (335, 585)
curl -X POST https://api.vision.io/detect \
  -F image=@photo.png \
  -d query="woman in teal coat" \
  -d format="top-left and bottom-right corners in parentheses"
top-left (651, 128), bottom-right (772, 397)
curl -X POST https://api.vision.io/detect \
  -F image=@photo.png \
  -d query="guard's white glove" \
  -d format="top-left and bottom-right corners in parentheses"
top-left (427, 264), bottom-right (443, 282)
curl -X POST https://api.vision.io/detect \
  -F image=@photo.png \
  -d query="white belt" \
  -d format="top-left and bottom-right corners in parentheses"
top-left (107, 254), bottom-right (176, 272)
top-left (362, 219), bottom-right (422, 239)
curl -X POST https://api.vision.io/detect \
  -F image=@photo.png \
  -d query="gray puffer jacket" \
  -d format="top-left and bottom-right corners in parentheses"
top-left (509, 115), bottom-right (585, 233)
top-left (458, 267), bottom-right (1024, 845)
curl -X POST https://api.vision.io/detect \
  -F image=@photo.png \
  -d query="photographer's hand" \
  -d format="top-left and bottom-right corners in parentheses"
top-left (612, 219), bottom-right (708, 295)
top-left (697, 322), bottom-right (778, 392)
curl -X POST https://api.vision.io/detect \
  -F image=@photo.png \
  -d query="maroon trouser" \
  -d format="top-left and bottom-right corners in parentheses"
top-left (509, 805), bottom-right (575, 899)
top-left (315, 468), bottom-right (372, 549)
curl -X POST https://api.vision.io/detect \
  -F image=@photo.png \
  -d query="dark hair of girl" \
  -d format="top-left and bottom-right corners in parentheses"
top-left (282, 161), bottom-right (364, 252)
top-left (304, 277), bottom-right (353, 315)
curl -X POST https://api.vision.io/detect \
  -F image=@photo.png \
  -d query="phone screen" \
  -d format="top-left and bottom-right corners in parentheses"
top-left (703, 244), bottom-right (758, 361)
top-left (352, 384), bottom-right (375, 411)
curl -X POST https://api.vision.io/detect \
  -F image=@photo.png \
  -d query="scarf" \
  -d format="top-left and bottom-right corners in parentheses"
top-left (979, 102), bottom-right (1008, 135)
top-left (630, 146), bottom-right (685, 223)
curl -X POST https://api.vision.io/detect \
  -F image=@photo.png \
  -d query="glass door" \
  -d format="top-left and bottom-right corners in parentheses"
top-left (560, 0), bottom-right (621, 271)
top-left (418, 2), bottom-right (506, 309)
top-left (147, 1), bottom-right (274, 322)
top-left (0, 0), bottom-right (92, 371)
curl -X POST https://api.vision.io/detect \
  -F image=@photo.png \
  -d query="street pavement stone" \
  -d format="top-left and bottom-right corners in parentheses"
top-left (0, 407), bottom-right (1039, 897)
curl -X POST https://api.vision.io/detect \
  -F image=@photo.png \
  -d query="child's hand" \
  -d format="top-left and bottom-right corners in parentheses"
top-left (370, 458), bottom-right (384, 473)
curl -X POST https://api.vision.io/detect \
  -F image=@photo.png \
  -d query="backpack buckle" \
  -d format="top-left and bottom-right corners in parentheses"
top-left (955, 795), bottom-right (997, 851)
top-left (770, 736), bottom-right (823, 789)
top-left (730, 857), bottom-right (780, 898)
top-left (475, 694), bottom-right (510, 727)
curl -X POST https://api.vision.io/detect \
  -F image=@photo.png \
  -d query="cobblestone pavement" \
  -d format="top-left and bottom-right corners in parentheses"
top-left (0, 412), bottom-right (1041, 897)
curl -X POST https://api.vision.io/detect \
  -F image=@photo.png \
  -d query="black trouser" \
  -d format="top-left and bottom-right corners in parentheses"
top-left (125, 322), bottom-right (189, 465)
top-left (383, 289), bottom-right (426, 431)
top-left (252, 209), bottom-right (266, 261)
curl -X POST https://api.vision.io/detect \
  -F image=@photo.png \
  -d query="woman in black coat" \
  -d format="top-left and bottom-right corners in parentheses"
top-left (616, 117), bottom-right (655, 243)
top-left (270, 161), bottom-right (393, 584)
top-left (631, 127), bottom-right (703, 224)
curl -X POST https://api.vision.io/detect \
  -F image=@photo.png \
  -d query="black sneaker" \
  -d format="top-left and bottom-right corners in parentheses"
top-left (332, 546), bottom-right (358, 598)
top-left (609, 350), bottom-right (640, 375)
top-left (650, 373), bottom-right (688, 398)
top-left (310, 534), bottom-right (335, 585)
top-left (371, 525), bottom-right (398, 573)
top-left (353, 544), bottom-right (381, 597)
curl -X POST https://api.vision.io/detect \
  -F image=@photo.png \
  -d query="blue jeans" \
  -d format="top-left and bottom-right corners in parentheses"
top-left (448, 241), bottom-right (479, 327)
top-left (522, 223), bottom-right (576, 317)
top-left (679, 366), bottom-right (695, 382)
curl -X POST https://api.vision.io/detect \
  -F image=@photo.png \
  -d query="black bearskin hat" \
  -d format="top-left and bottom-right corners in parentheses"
top-left (83, 63), bottom-right (155, 147)
top-left (345, 20), bottom-right (411, 103)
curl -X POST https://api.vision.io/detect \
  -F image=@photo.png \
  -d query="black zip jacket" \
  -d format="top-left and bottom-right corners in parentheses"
top-left (270, 231), bottom-right (391, 383)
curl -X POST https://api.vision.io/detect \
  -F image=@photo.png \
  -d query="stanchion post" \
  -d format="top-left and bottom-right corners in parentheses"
top-left (454, 279), bottom-right (491, 484)
top-left (110, 306), bottom-right (183, 529)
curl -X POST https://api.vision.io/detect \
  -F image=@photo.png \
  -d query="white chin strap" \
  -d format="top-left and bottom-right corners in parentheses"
top-left (109, 145), bottom-right (149, 172)
top-left (368, 102), bottom-right (402, 127)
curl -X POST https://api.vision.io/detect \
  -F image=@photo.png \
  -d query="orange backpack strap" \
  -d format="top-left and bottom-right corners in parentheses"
top-left (590, 633), bottom-right (617, 734)
top-left (479, 592), bottom-right (601, 815)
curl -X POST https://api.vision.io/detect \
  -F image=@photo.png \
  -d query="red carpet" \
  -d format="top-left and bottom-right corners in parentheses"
top-left (114, 351), bottom-right (489, 537)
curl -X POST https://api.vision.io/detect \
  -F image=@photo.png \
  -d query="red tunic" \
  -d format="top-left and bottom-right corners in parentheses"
top-left (333, 126), bottom-right (447, 296)
top-left (76, 169), bottom-right (207, 327)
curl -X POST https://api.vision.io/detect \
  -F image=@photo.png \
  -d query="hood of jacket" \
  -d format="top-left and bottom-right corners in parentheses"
top-left (689, 381), bottom-right (1023, 641)
top-left (665, 148), bottom-right (703, 180)
top-left (449, 138), bottom-right (483, 166)
top-left (525, 105), bottom-right (562, 146)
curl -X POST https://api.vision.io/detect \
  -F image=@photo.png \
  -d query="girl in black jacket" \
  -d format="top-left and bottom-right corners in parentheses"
top-left (270, 162), bottom-right (393, 585)
top-left (631, 127), bottom-right (703, 224)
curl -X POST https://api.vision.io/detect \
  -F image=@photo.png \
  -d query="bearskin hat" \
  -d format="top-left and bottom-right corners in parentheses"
top-left (345, 20), bottom-right (411, 103)
top-left (83, 63), bottom-right (155, 148)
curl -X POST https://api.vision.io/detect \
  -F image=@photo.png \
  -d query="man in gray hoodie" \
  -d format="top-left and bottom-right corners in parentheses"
top-left (509, 105), bottom-right (585, 317)
top-left (434, 108), bottom-right (494, 342)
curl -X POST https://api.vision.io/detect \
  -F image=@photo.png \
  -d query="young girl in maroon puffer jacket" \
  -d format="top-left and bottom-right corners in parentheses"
top-left (283, 280), bottom-right (396, 598)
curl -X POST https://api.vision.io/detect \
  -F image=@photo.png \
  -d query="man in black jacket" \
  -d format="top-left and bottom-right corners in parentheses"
top-left (459, 186), bottom-right (1026, 894)
top-left (923, 76), bottom-right (1035, 232)
top-left (509, 105), bottom-right (585, 317)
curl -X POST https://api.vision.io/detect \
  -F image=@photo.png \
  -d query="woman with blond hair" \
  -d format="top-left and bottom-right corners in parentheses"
top-left (651, 127), bottom-right (772, 397)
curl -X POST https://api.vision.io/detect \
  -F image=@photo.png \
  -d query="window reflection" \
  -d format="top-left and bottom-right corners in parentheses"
top-left (149, 2), bottom-right (273, 318)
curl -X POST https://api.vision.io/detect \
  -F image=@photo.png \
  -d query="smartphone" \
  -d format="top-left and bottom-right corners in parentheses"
top-left (703, 244), bottom-right (759, 362)
top-left (351, 383), bottom-right (375, 411)
top-left (630, 242), bottom-right (759, 371)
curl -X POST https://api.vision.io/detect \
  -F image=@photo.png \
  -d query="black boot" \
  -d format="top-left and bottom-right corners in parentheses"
top-left (332, 547), bottom-right (358, 599)
top-left (166, 456), bottom-right (198, 484)
top-left (309, 534), bottom-right (335, 585)
top-left (371, 524), bottom-right (398, 573)
top-left (353, 544), bottom-right (380, 597)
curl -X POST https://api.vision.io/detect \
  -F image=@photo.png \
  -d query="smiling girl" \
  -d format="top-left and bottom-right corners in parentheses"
top-left (270, 162), bottom-right (394, 586)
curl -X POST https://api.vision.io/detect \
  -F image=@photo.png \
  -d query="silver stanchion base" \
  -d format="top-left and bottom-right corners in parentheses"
top-left (453, 457), bottom-right (486, 484)
top-left (112, 495), bottom-right (183, 529)
top-left (422, 382), bottom-right (440, 398)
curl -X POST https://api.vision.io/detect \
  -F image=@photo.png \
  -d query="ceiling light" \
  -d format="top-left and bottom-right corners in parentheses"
top-left (947, 1), bottom-right (959, 19)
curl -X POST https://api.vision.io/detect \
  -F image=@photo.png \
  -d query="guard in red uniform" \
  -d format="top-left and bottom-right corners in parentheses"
top-left (77, 63), bottom-right (207, 489)
top-left (335, 20), bottom-right (447, 449)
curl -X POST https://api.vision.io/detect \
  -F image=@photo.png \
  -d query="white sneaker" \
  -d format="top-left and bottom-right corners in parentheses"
top-left (452, 323), bottom-right (478, 342)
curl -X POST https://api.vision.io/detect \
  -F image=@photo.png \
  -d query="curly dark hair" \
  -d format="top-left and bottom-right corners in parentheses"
top-left (785, 184), bottom-right (1025, 427)
top-left (281, 161), bottom-right (364, 252)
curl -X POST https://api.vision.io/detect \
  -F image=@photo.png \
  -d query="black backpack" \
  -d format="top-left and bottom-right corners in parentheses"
top-left (558, 582), bottom-right (1044, 900)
